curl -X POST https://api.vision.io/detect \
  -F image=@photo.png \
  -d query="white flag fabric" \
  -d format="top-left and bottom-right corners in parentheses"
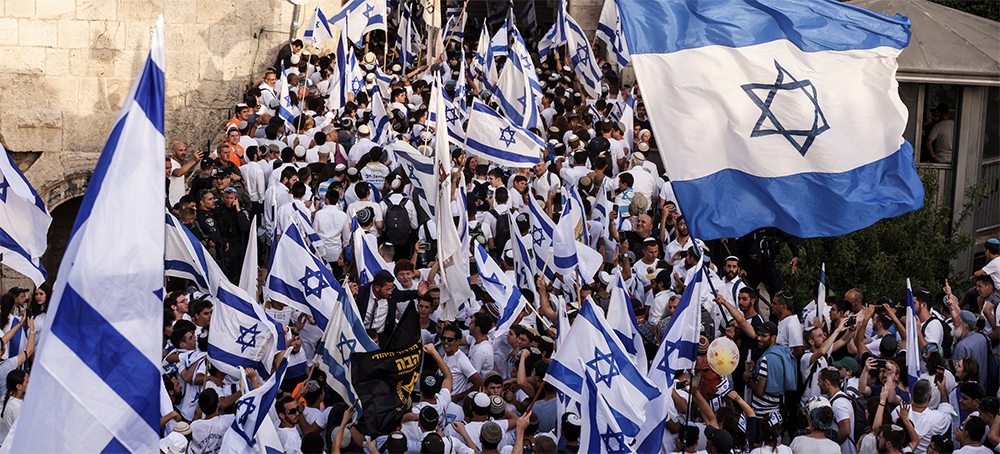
top-left (596, 0), bottom-right (630, 68)
top-left (277, 64), bottom-right (297, 130)
top-left (473, 26), bottom-right (499, 93)
top-left (526, 194), bottom-right (555, 279)
top-left (493, 34), bottom-right (540, 130)
top-left (165, 212), bottom-right (224, 293)
top-left (474, 244), bottom-right (527, 340)
top-left (328, 0), bottom-right (387, 48)
top-left (454, 47), bottom-right (468, 115)
top-left (315, 287), bottom-right (380, 403)
top-left (0, 143), bottom-right (52, 285)
top-left (607, 270), bottom-right (648, 375)
top-left (10, 17), bottom-right (166, 453)
top-left (509, 213), bottom-right (537, 300)
top-left (353, 229), bottom-right (386, 286)
top-left (369, 86), bottom-right (393, 145)
top-left (304, 6), bottom-right (334, 48)
top-left (208, 280), bottom-right (286, 379)
top-left (580, 364), bottom-right (636, 454)
top-left (489, 19), bottom-right (509, 57)
top-left (238, 216), bottom-right (259, 302)
top-left (444, 9), bottom-right (467, 43)
top-left (218, 359), bottom-right (288, 454)
top-left (390, 142), bottom-right (437, 217)
top-left (427, 88), bottom-right (467, 145)
top-left (905, 279), bottom-right (919, 386)
top-left (329, 31), bottom-right (365, 112)
top-left (464, 100), bottom-right (543, 168)
top-left (396, 3), bottom-right (419, 70)
top-left (635, 265), bottom-right (707, 452)
top-left (546, 298), bottom-right (660, 438)
top-left (266, 223), bottom-right (343, 331)
top-left (435, 72), bottom-right (473, 321)
top-left (538, 0), bottom-right (603, 98)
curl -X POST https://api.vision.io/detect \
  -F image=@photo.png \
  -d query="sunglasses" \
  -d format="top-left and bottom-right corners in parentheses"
top-left (441, 337), bottom-right (458, 343)
top-left (223, 187), bottom-right (237, 193)
top-left (284, 408), bottom-right (300, 415)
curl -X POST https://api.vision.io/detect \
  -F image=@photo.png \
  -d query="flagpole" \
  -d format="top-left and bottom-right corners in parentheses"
top-left (443, 0), bottom-right (471, 44)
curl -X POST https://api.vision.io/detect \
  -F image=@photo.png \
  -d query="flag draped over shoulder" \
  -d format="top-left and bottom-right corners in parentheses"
top-left (617, 0), bottom-right (923, 240)
top-left (0, 143), bottom-right (51, 286)
top-left (11, 16), bottom-right (166, 454)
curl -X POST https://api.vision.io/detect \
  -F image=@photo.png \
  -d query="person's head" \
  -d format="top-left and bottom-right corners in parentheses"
top-left (191, 299), bottom-right (213, 327)
top-left (441, 324), bottom-right (462, 355)
top-left (561, 413), bottom-right (581, 443)
top-left (198, 189), bottom-right (216, 210)
top-left (394, 259), bottom-right (415, 288)
top-left (956, 356), bottom-right (980, 383)
top-left (471, 312), bottom-right (493, 338)
top-left (958, 382), bottom-right (985, 413)
top-left (818, 368), bottom-right (842, 395)
top-left (913, 287), bottom-right (932, 316)
top-left (417, 298), bottom-right (433, 319)
top-left (372, 270), bottom-right (395, 299)
top-left (845, 288), bottom-right (864, 312)
top-left (705, 426), bottom-right (734, 453)
top-left (166, 290), bottom-right (188, 315)
top-left (634, 214), bottom-right (653, 237)
top-left (170, 321), bottom-right (197, 350)
top-left (199, 388), bottom-right (220, 416)
top-left (290, 39), bottom-right (303, 52)
top-left (418, 405), bottom-right (439, 431)
top-left (985, 238), bottom-right (999, 259)
top-left (723, 256), bottom-right (740, 280)
top-left (642, 238), bottom-right (659, 261)
top-left (912, 379), bottom-right (933, 407)
top-left (877, 423), bottom-right (908, 453)
top-left (928, 434), bottom-right (955, 454)
top-left (809, 406), bottom-right (834, 432)
top-left (275, 396), bottom-right (298, 426)
top-left (805, 326), bottom-right (827, 351)
top-left (976, 275), bottom-right (995, 299)
top-left (771, 290), bottom-right (793, 318)
top-left (957, 415), bottom-right (987, 446)
top-left (737, 288), bottom-right (757, 314)
top-left (171, 141), bottom-right (187, 161)
top-left (480, 421), bottom-right (503, 451)
top-left (677, 423), bottom-right (700, 449)
top-left (484, 371), bottom-right (504, 396)
top-left (666, 295), bottom-right (680, 318)
top-left (757, 321), bottom-right (777, 349)
top-left (5, 369), bottom-right (27, 399)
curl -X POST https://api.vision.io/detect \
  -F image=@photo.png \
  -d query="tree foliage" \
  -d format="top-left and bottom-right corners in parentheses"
top-left (773, 170), bottom-right (986, 311)
top-left (930, 0), bottom-right (999, 22)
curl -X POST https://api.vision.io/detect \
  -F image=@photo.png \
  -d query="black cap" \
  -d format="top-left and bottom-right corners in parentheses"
top-left (421, 433), bottom-right (445, 454)
top-left (6, 287), bottom-right (28, 295)
top-left (760, 321), bottom-right (778, 335)
top-left (419, 405), bottom-right (439, 426)
top-left (705, 426), bottom-right (734, 453)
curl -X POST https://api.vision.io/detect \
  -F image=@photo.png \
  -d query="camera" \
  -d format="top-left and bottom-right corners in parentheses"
top-left (845, 316), bottom-right (856, 328)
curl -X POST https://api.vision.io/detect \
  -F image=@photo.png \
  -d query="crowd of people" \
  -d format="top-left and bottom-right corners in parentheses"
top-left (2, 18), bottom-right (999, 454)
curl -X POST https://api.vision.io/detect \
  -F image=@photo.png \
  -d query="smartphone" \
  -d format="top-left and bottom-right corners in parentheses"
top-left (845, 316), bottom-right (857, 328)
top-left (876, 359), bottom-right (887, 369)
top-left (935, 367), bottom-right (945, 383)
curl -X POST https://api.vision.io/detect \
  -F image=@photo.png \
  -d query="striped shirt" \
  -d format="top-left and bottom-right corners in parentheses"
top-left (750, 355), bottom-right (782, 414)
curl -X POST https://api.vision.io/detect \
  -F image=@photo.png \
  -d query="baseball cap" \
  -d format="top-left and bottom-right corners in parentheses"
top-left (705, 426), bottom-right (734, 453)
top-left (6, 287), bottom-right (28, 295)
top-left (760, 321), bottom-right (778, 335)
top-left (831, 356), bottom-right (859, 375)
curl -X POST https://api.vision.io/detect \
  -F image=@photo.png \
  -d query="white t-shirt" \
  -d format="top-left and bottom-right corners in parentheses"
top-left (177, 351), bottom-right (207, 421)
top-left (189, 414), bottom-right (236, 454)
top-left (276, 426), bottom-right (302, 454)
top-left (830, 391), bottom-right (856, 454)
top-left (442, 350), bottom-right (479, 395)
top-left (891, 404), bottom-right (954, 454)
top-left (463, 420), bottom-right (510, 452)
top-left (302, 406), bottom-right (331, 432)
top-left (777, 315), bottom-right (804, 348)
top-left (789, 435), bottom-right (842, 454)
top-left (750, 446), bottom-right (793, 454)
top-left (169, 159), bottom-right (187, 206)
top-left (468, 339), bottom-right (494, 379)
top-left (799, 352), bottom-right (828, 407)
top-left (0, 397), bottom-right (21, 444)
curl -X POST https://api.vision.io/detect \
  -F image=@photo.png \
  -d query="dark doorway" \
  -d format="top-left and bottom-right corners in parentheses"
top-left (40, 196), bottom-right (82, 283)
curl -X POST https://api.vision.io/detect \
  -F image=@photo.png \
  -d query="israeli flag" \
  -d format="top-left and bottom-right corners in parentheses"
top-left (553, 188), bottom-right (602, 283)
top-left (454, 47), bottom-right (468, 115)
top-left (539, 0), bottom-right (602, 98)
top-left (10, 17), bottom-right (165, 454)
top-left (315, 287), bottom-right (379, 403)
top-left (369, 87), bottom-right (393, 144)
top-left (353, 229), bottom-right (386, 286)
top-left (509, 214), bottom-right (537, 299)
top-left (580, 364), bottom-right (636, 454)
top-left (239, 217), bottom-right (259, 302)
top-left (520, 0), bottom-right (538, 44)
top-left (390, 142), bottom-right (437, 216)
top-left (618, 0), bottom-right (923, 240)
top-left (427, 88), bottom-right (467, 145)
top-left (396, 3), bottom-right (419, 70)
top-left (802, 263), bottom-right (829, 329)
top-left (444, 8), bottom-right (467, 43)
top-left (474, 244), bottom-right (527, 339)
top-left (547, 298), bottom-right (660, 437)
top-left (266, 223), bottom-right (343, 331)
top-left (328, 0), bottom-right (387, 48)
top-left (374, 66), bottom-right (394, 101)
top-left (905, 278), bottom-right (919, 387)
top-left (219, 359), bottom-right (288, 454)
top-left (0, 144), bottom-right (51, 286)
top-left (551, 201), bottom-right (579, 278)
top-left (473, 26), bottom-right (499, 93)
top-left (165, 212), bottom-right (224, 293)
top-left (596, 0), bottom-right (630, 68)
top-left (465, 100), bottom-right (543, 168)
top-left (489, 19), bottom-right (509, 58)
top-left (304, 6), bottom-right (334, 48)
top-left (634, 265), bottom-right (706, 452)
top-left (607, 270), bottom-right (647, 374)
top-left (277, 63), bottom-right (297, 130)
top-left (526, 195), bottom-right (555, 280)
top-left (592, 184), bottom-right (612, 240)
top-left (493, 34), bottom-right (540, 130)
top-left (208, 280), bottom-right (286, 379)
top-left (329, 31), bottom-right (365, 112)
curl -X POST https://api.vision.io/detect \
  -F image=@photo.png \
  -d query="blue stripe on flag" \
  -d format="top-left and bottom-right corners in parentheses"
top-left (207, 343), bottom-right (269, 378)
top-left (618, 0), bottom-right (911, 55)
top-left (267, 276), bottom-right (331, 329)
top-left (164, 260), bottom-right (209, 290)
top-left (0, 228), bottom-right (47, 280)
top-left (466, 138), bottom-right (541, 164)
top-left (51, 285), bottom-right (160, 432)
top-left (71, 115), bottom-right (128, 237)
top-left (1, 148), bottom-right (46, 211)
top-left (671, 142), bottom-right (924, 239)
top-left (134, 55), bottom-right (165, 134)
top-left (102, 437), bottom-right (128, 454)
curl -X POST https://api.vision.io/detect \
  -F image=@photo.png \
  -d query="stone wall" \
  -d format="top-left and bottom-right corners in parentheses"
top-left (0, 0), bottom-right (336, 210)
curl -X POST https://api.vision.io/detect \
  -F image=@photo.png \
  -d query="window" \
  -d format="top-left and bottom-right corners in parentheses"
top-left (919, 84), bottom-right (961, 165)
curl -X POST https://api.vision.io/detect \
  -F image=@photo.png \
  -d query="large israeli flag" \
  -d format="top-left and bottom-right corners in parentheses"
top-left (315, 287), bottom-right (378, 404)
top-left (219, 359), bottom-right (288, 454)
top-left (607, 270), bottom-right (647, 374)
top-left (328, 0), bottom-right (387, 48)
top-left (596, 0), bottom-right (630, 68)
top-left (427, 88), bottom-right (467, 145)
top-left (618, 0), bottom-right (923, 239)
top-left (208, 281), bottom-right (286, 379)
top-left (353, 229), bottom-right (386, 286)
top-left (493, 34), bottom-right (540, 130)
top-left (526, 194), bottom-right (555, 279)
top-left (10, 17), bottom-right (165, 454)
top-left (465, 100), bottom-right (543, 168)
top-left (277, 63), bottom-right (297, 130)
top-left (0, 144), bottom-right (51, 286)
top-left (553, 188), bottom-right (602, 283)
top-left (304, 6), bottom-right (334, 48)
top-left (474, 244), bottom-right (527, 339)
top-left (390, 142), bottom-right (437, 216)
top-left (267, 223), bottom-right (343, 331)
top-left (369, 87), bottom-right (393, 144)
top-left (635, 265), bottom-right (706, 452)
top-left (509, 213), bottom-right (537, 299)
top-left (580, 365), bottom-right (636, 454)
top-left (329, 31), bottom-right (366, 112)
top-left (444, 9), bottom-right (467, 44)
top-left (473, 26), bottom-right (499, 93)
top-left (538, 0), bottom-right (602, 98)
top-left (547, 298), bottom-right (660, 437)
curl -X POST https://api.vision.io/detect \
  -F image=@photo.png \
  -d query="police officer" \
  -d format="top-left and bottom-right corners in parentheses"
top-left (196, 189), bottom-right (229, 272)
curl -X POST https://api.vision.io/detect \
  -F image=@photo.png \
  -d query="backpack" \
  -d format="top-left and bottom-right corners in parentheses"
top-left (490, 209), bottom-right (512, 255)
top-left (982, 333), bottom-right (1000, 396)
top-left (469, 221), bottom-right (487, 247)
top-left (383, 196), bottom-right (413, 246)
top-left (921, 316), bottom-right (953, 358)
top-left (831, 387), bottom-right (869, 444)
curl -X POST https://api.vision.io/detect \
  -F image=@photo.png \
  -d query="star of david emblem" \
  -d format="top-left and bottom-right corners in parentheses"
top-left (236, 323), bottom-right (262, 353)
top-left (601, 425), bottom-right (629, 454)
top-left (519, 53), bottom-right (532, 69)
top-left (351, 76), bottom-right (365, 93)
top-left (516, 93), bottom-right (528, 108)
top-left (498, 126), bottom-right (517, 147)
top-left (299, 266), bottom-right (331, 298)
top-left (742, 61), bottom-right (829, 156)
top-left (531, 226), bottom-right (545, 246)
top-left (362, 3), bottom-right (375, 19)
top-left (574, 42), bottom-right (591, 68)
top-left (0, 178), bottom-right (9, 203)
top-left (337, 333), bottom-right (357, 365)
top-left (446, 106), bottom-right (462, 124)
top-left (585, 347), bottom-right (620, 386)
top-left (406, 164), bottom-right (418, 181)
top-left (236, 396), bottom-right (257, 426)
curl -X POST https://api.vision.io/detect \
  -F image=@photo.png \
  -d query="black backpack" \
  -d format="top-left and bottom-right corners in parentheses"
top-left (831, 387), bottom-right (869, 444)
top-left (383, 196), bottom-right (413, 246)
top-left (921, 316), bottom-right (953, 358)
top-left (490, 209), bottom-right (512, 255)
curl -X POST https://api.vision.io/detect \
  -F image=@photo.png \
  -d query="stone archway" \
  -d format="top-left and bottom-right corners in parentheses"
top-left (39, 196), bottom-right (82, 284)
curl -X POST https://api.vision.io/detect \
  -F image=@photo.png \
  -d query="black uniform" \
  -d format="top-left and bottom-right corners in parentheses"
top-left (214, 205), bottom-right (251, 281)
top-left (197, 208), bottom-right (229, 273)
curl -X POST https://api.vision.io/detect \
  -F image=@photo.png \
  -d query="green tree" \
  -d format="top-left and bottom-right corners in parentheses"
top-left (930, 0), bottom-right (999, 22)
top-left (773, 170), bottom-right (986, 312)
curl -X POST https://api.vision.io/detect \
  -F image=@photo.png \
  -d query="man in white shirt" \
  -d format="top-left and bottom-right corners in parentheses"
top-left (891, 379), bottom-right (955, 454)
top-left (819, 368), bottom-right (856, 454)
top-left (349, 125), bottom-right (377, 165)
top-left (439, 324), bottom-right (483, 401)
top-left (169, 142), bottom-right (202, 206)
top-left (772, 291), bottom-right (804, 358)
top-left (188, 389), bottom-right (236, 454)
top-left (468, 313), bottom-right (495, 378)
top-left (313, 188), bottom-right (351, 274)
top-left (263, 167), bottom-right (297, 244)
top-left (275, 396), bottom-right (303, 454)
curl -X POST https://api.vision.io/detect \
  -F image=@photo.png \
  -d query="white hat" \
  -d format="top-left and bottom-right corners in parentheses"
top-left (363, 52), bottom-right (377, 65)
top-left (294, 145), bottom-right (306, 158)
top-left (159, 432), bottom-right (188, 454)
top-left (632, 152), bottom-right (645, 163)
top-left (358, 124), bottom-right (371, 135)
top-left (637, 142), bottom-right (650, 152)
top-left (290, 54), bottom-right (300, 65)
